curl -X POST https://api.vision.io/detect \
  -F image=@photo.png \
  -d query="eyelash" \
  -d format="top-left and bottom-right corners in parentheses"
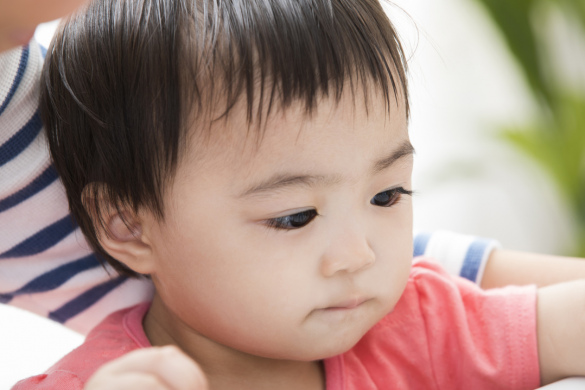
top-left (265, 187), bottom-right (413, 230)
top-left (265, 209), bottom-right (318, 230)
top-left (370, 186), bottom-right (413, 207)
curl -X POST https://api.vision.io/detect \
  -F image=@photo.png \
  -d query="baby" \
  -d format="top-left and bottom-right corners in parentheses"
top-left (15, 0), bottom-right (585, 388)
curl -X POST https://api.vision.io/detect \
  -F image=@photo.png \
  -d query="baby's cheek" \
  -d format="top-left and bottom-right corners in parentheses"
top-left (376, 257), bottom-right (411, 305)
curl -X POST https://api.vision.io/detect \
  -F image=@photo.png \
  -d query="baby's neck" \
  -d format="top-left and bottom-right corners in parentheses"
top-left (143, 294), bottom-right (326, 390)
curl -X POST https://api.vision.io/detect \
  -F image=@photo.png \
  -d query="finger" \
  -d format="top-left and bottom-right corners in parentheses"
top-left (99, 346), bottom-right (208, 390)
top-left (85, 372), bottom-right (168, 390)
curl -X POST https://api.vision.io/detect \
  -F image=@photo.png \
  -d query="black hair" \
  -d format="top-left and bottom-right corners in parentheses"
top-left (40, 0), bottom-right (409, 276)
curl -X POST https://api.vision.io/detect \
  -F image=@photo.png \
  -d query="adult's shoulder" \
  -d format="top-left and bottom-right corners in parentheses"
top-left (0, 40), bottom-right (43, 118)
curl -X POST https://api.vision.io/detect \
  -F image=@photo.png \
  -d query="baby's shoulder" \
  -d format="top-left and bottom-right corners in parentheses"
top-left (401, 256), bottom-right (480, 301)
top-left (12, 303), bottom-right (149, 389)
top-left (12, 370), bottom-right (84, 390)
top-left (342, 258), bottom-right (539, 389)
top-left (384, 257), bottom-right (536, 325)
top-left (409, 256), bottom-right (465, 282)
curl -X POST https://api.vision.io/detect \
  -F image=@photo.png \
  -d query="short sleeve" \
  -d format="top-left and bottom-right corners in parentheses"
top-left (413, 230), bottom-right (501, 284)
top-left (412, 259), bottom-right (540, 389)
top-left (12, 371), bottom-right (83, 390)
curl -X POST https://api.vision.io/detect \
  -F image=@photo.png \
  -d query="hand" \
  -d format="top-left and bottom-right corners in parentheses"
top-left (84, 346), bottom-right (208, 390)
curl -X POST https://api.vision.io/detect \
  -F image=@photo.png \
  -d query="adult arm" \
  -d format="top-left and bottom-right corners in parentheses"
top-left (482, 250), bottom-right (585, 289)
top-left (416, 230), bottom-right (585, 289)
top-left (0, 40), bottom-right (153, 334)
top-left (414, 230), bottom-right (499, 284)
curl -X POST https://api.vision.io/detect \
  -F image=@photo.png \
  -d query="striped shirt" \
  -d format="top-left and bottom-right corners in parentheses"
top-left (0, 40), bottom-right (497, 335)
top-left (0, 41), bottom-right (153, 335)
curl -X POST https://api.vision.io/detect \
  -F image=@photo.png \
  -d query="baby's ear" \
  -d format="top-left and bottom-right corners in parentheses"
top-left (82, 184), bottom-right (155, 275)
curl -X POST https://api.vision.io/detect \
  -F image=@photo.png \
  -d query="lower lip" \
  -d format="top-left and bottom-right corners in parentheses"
top-left (315, 299), bottom-right (370, 321)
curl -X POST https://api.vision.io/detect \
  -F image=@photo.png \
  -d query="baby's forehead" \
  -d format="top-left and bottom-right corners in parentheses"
top-left (182, 87), bottom-right (409, 177)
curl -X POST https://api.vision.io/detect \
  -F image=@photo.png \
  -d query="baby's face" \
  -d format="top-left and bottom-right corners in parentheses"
top-left (143, 89), bottom-right (413, 360)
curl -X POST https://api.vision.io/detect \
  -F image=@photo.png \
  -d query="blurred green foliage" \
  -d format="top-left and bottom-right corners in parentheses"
top-left (472, 0), bottom-right (585, 255)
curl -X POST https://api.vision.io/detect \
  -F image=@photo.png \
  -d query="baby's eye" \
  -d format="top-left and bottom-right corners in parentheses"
top-left (266, 210), bottom-right (317, 230)
top-left (370, 187), bottom-right (413, 207)
top-left (265, 209), bottom-right (318, 230)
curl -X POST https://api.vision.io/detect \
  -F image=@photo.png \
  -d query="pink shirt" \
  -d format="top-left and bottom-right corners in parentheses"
top-left (13, 259), bottom-right (539, 390)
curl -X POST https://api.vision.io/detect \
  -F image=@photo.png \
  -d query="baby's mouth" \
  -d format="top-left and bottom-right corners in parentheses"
top-left (322, 296), bottom-right (370, 311)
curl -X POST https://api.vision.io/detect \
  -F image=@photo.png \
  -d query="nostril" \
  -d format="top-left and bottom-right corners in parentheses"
top-left (351, 252), bottom-right (375, 273)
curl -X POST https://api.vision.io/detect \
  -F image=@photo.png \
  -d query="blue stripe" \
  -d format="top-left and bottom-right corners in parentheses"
top-left (0, 111), bottom-right (43, 167)
top-left (413, 232), bottom-right (431, 257)
top-left (0, 255), bottom-right (101, 303)
top-left (0, 45), bottom-right (29, 116)
top-left (0, 216), bottom-right (78, 259)
top-left (0, 165), bottom-right (58, 213)
top-left (40, 45), bottom-right (47, 59)
top-left (460, 239), bottom-right (490, 282)
top-left (49, 276), bottom-right (128, 323)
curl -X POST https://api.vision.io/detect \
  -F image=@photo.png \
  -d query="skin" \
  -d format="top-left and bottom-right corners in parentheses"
top-left (0, 0), bottom-right (87, 53)
top-left (93, 85), bottom-right (585, 388)
top-left (6, 1), bottom-right (585, 388)
top-left (537, 280), bottom-right (585, 384)
top-left (99, 90), bottom-right (414, 389)
top-left (482, 249), bottom-right (585, 289)
top-left (85, 346), bottom-right (209, 390)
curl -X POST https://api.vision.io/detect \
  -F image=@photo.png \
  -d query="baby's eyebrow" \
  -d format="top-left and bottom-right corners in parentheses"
top-left (238, 173), bottom-right (341, 198)
top-left (238, 139), bottom-right (415, 198)
top-left (372, 140), bottom-right (415, 174)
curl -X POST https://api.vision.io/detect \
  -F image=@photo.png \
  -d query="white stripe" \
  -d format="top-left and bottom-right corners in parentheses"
top-left (423, 230), bottom-right (477, 277)
top-left (0, 46), bottom-right (21, 104)
top-left (0, 179), bottom-right (70, 254)
top-left (8, 262), bottom-right (118, 307)
top-left (0, 41), bottom-right (46, 200)
top-left (7, 275), bottom-right (153, 335)
top-left (0, 229), bottom-right (93, 292)
top-left (423, 230), bottom-right (501, 284)
top-left (0, 40), bottom-right (156, 335)
top-left (0, 130), bottom-right (52, 199)
top-left (0, 42), bottom-right (42, 146)
top-left (64, 278), bottom-right (154, 334)
top-left (474, 239), bottom-right (501, 284)
top-left (6, 248), bottom-right (153, 334)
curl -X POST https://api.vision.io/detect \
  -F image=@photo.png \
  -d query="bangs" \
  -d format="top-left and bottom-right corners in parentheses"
top-left (188, 0), bottom-right (409, 124)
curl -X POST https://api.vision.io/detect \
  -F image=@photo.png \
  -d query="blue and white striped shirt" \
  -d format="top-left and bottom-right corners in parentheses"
top-left (0, 40), bottom-right (497, 335)
top-left (0, 40), bottom-right (153, 334)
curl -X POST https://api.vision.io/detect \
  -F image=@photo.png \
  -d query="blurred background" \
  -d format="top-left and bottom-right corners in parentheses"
top-left (2, 0), bottom-right (585, 387)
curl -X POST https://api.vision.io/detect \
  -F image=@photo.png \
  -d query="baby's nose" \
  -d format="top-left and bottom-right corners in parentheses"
top-left (319, 232), bottom-right (375, 277)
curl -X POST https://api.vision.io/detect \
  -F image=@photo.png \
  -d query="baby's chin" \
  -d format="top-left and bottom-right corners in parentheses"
top-left (323, 307), bottom-right (394, 357)
top-left (269, 299), bottom-right (394, 362)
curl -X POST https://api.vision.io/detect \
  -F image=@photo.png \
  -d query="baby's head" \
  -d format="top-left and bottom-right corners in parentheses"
top-left (42, 0), bottom-right (414, 361)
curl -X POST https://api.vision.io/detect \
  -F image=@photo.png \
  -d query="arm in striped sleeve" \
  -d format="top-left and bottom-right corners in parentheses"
top-left (415, 231), bottom-right (585, 289)
top-left (413, 230), bottom-right (500, 286)
top-left (0, 41), bottom-right (153, 335)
